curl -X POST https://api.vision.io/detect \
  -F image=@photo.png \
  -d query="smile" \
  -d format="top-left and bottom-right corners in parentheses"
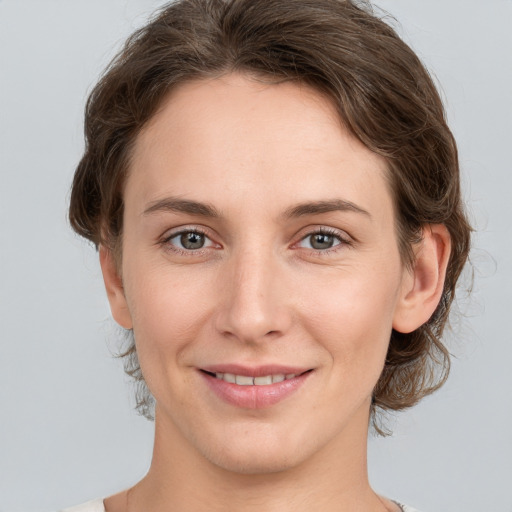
top-left (199, 367), bottom-right (313, 409)
top-left (209, 372), bottom-right (300, 386)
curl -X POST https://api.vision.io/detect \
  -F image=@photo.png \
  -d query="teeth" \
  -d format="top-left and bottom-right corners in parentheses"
top-left (212, 372), bottom-right (297, 386)
top-left (235, 375), bottom-right (254, 386)
top-left (254, 375), bottom-right (272, 385)
top-left (223, 373), bottom-right (236, 383)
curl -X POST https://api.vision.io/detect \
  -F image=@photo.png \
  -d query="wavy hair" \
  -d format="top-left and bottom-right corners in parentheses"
top-left (69, 0), bottom-right (471, 433)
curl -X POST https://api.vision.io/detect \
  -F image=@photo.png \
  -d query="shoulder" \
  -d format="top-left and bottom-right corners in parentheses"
top-left (400, 504), bottom-right (421, 512)
top-left (59, 498), bottom-right (106, 512)
top-left (391, 500), bottom-right (421, 512)
top-left (58, 497), bottom-right (421, 512)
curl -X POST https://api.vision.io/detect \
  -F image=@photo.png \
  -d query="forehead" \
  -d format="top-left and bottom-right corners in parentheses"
top-left (126, 73), bottom-right (392, 220)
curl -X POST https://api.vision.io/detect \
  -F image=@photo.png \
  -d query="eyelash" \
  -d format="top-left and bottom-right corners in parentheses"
top-left (160, 227), bottom-right (214, 257)
top-left (159, 226), bottom-right (352, 257)
top-left (296, 227), bottom-right (352, 256)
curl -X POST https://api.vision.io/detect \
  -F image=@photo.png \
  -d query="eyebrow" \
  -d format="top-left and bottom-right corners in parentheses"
top-left (142, 196), bottom-right (370, 220)
top-left (143, 197), bottom-right (221, 218)
top-left (281, 199), bottom-right (371, 220)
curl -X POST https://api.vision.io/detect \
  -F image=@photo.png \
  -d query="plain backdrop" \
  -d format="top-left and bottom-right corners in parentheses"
top-left (1, 1), bottom-right (511, 511)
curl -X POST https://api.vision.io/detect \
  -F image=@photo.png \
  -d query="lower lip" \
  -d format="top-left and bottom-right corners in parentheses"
top-left (200, 371), bottom-right (312, 409)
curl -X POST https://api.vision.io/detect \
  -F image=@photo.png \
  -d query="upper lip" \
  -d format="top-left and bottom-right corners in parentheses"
top-left (199, 364), bottom-right (312, 377)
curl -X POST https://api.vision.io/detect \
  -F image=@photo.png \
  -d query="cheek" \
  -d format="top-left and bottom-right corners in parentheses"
top-left (123, 259), bottom-right (216, 364)
top-left (299, 265), bottom-right (401, 377)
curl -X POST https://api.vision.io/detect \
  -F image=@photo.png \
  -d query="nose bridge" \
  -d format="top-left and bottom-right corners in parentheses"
top-left (215, 241), bottom-right (291, 343)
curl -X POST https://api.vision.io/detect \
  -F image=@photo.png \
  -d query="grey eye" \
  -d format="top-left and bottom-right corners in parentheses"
top-left (297, 231), bottom-right (343, 251)
top-left (179, 231), bottom-right (206, 250)
top-left (309, 233), bottom-right (336, 250)
top-left (165, 229), bottom-right (217, 253)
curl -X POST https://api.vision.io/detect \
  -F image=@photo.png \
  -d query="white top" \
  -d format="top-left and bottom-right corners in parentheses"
top-left (60, 499), bottom-right (105, 512)
top-left (60, 497), bottom-right (420, 511)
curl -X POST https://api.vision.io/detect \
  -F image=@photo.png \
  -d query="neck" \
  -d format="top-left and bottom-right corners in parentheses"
top-left (125, 404), bottom-right (390, 512)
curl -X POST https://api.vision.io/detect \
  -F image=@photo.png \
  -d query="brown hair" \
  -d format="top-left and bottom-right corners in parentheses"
top-left (69, 0), bottom-right (471, 432)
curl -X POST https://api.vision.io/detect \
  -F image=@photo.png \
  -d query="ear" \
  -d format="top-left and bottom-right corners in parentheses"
top-left (393, 224), bottom-right (451, 333)
top-left (99, 245), bottom-right (133, 330)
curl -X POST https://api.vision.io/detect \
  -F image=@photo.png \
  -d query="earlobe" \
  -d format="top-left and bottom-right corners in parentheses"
top-left (99, 245), bottom-right (133, 330)
top-left (392, 224), bottom-right (451, 334)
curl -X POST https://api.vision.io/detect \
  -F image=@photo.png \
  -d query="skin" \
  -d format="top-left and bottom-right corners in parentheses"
top-left (101, 73), bottom-right (450, 512)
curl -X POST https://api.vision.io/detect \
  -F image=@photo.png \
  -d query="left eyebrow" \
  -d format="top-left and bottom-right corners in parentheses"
top-left (143, 197), bottom-right (221, 218)
top-left (281, 199), bottom-right (371, 220)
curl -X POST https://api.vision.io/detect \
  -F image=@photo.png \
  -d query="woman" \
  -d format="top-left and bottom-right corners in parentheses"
top-left (64, 0), bottom-right (471, 510)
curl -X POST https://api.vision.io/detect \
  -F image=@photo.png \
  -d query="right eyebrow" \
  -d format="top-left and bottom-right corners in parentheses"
top-left (142, 197), bottom-right (221, 218)
top-left (281, 199), bottom-right (371, 220)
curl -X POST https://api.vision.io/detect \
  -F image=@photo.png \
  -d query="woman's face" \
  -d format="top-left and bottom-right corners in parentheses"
top-left (109, 73), bottom-right (413, 473)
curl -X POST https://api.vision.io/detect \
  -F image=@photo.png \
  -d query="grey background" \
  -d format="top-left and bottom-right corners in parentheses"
top-left (0, 1), bottom-right (511, 511)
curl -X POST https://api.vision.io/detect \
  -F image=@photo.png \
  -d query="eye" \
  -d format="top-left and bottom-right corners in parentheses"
top-left (297, 229), bottom-right (348, 251)
top-left (165, 229), bottom-right (216, 251)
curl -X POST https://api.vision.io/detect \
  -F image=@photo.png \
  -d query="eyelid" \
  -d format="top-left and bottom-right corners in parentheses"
top-left (294, 226), bottom-right (353, 253)
top-left (159, 225), bottom-right (220, 254)
top-left (158, 224), bottom-right (353, 256)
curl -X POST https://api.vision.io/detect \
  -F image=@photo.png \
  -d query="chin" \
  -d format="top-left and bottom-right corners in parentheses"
top-left (204, 446), bottom-right (302, 475)
top-left (192, 424), bottom-right (312, 475)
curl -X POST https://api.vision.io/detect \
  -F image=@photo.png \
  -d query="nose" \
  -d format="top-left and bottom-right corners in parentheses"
top-left (214, 247), bottom-right (293, 344)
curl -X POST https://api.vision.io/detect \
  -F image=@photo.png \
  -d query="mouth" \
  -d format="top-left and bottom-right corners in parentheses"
top-left (198, 366), bottom-right (314, 409)
top-left (200, 369), bottom-right (313, 386)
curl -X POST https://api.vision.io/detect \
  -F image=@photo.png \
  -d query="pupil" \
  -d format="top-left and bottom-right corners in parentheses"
top-left (311, 233), bottom-right (333, 250)
top-left (181, 232), bottom-right (204, 249)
